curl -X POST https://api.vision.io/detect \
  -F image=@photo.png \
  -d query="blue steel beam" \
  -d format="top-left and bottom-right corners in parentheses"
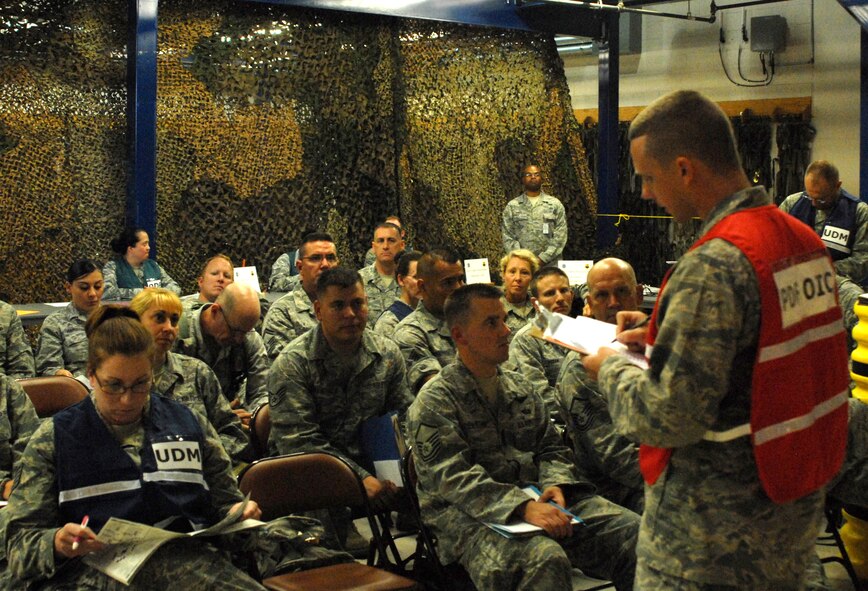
top-left (597, 10), bottom-right (619, 249)
top-left (127, 0), bottom-right (159, 256)
top-left (863, 27), bottom-right (868, 199)
top-left (243, 0), bottom-right (537, 31)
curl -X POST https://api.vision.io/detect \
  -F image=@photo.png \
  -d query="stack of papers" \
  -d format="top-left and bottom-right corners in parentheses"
top-left (484, 486), bottom-right (584, 539)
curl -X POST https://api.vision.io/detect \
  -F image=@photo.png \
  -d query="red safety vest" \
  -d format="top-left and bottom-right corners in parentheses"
top-left (639, 204), bottom-right (849, 504)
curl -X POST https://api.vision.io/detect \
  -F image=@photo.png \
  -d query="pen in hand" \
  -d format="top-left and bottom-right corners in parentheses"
top-left (71, 515), bottom-right (89, 551)
top-left (612, 316), bottom-right (651, 342)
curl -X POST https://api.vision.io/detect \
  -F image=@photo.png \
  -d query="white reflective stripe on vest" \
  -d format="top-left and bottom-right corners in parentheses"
top-left (824, 241), bottom-right (851, 254)
top-left (58, 479), bottom-right (141, 503)
top-left (142, 471), bottom-right (209, 490)
top-left (757, 318), bottom-right (844, 364)
top-left (702, 389), bottom-right (849, 445)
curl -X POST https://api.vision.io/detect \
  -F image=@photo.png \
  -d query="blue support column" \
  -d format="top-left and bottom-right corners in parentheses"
top-left (597, 11), bottom-right (620, 249)
top-left (127, 0), bottom-right (159, 255)
top-left (862, 27), bottom-right (868, 199)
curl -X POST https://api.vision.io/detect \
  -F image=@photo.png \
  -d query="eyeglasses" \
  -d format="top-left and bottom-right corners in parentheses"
top-left (219, 307), bottom-right (251, 339)
top-left (94, 374), bottom-right (152, 396)
top-left (523, 172), bottom-right (542, 178)
top-left (301, 254), bottom-right (338, 264)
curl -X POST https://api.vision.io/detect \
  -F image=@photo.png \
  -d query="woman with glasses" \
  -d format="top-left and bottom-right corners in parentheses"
top-left (374, 250), bottom-right (422, 337)
top-left (35, 259), bottom-right (104, 378)
top-left (5, 305), bottom-right (264, 590)
top-left (102, 227), bottom-right (180, 301)
top-left (499, 249), bottom-right (540, 343)
top-left (130, 288), bottom-right (252, 469)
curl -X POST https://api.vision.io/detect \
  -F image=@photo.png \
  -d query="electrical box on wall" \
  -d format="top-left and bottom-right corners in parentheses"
top-left (751, 15), bottom-right (787, 52)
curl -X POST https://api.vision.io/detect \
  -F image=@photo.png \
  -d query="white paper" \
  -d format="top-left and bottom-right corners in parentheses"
top-left (46, 302), bottom-right (70, 308)
top-left (463, 258), bottom-right (491, 285)
top-left (82, 497), bottom-right (263, 585)
top-left (233, 266), bottom-right (261, 293)
top-left (557, 260), bottom-right (593, 286)
top-left (484, 486), bottom-right (582, 538)
top-left (373, 459), bottom-right (404, 487)
top-left (533, 307), bottom-right (648, 369)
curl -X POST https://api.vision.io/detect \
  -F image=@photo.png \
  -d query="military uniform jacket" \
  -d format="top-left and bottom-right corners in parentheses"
top-left (175, 305), bottom-right (270, 411)
top-left (0, 375), bottom-right (40, 490)
top-left (154, 351), bottom-right (253, 466)
top-left (267, 325), bottom-right (413, 479)
top-left (102, 258), bottom-right (181, 301)
top-left (407, 361), bottom-right (586, 564)
top-left (5, 394), bottom-right (244, 586)
top-left (597, 187), bottom-right (826, 587)
top-left (500, 296), bottom-right (535, 344)
top-left (780, 189), bottom-right (868, 281)
top-left (505, 321), bottom-right (565, 411)
top-left (393, 303), bottom-right (455, 393)
top-left (35, 303), bottom-right (89, 377)
top-left (262, 288), bottom-right (317, 361)
top-left (501, 192), bottom-right (567, 265)
top-left (359, 264), bottom-right (402, 328)
top-left (268, 252), bottom-right (300, 292)
top-left (0, 300), bottom-right (34, 379)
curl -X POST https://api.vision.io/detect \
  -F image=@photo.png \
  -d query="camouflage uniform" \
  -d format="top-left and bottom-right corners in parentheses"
top-left (268, 252), bottom-right (300, 292)
top-left (34, 303), bottom-right (89, 378)
top-left (175, 305), bottom-right (270, 411)
top-left (780, 191), bottom-right (868, 282)
top-left (154, 351), bottom-right (253, 467)
top-left (4, 396), bottom-right (264, 590)
top-left (261, 289), bottom-right (317, 361)
top-left (837, 275), bottom-right (861, 351)
top-left (500, 296), bottom-right (535, 344)
top-left (101, 258), bottom-right (181, 301)
top-left (0, 301), bottom-right (34, 379)
top-left (407, 361), bottom-right (638, 590)
top-left (557, 351), bottom-right (643, 513)
top-left (359, 264), bottom-right (401, 329)
top-left (501, 192), bottom-right (567, 265)
top-left (373, 308), bottom-right (400, 338)
top-left (267, 325), bottom-right (412, 478)
top-left (504, 321), bottom-right (565, 412)
top-left (393, 303), bottom-right (455, 393)
top-left (597, 188), bottom-right (826, 589)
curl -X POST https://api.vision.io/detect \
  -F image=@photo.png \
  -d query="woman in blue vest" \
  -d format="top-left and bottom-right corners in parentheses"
top-left (35, 259), bottom-right (104, 378)
top-left (102, 227), bottom-right (181, 301)
top-left (4, 305), bottom-right (265, 589)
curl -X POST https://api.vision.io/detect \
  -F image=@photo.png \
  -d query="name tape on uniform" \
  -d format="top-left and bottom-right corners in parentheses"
top-left (774, 256), bottom-right (837, 330)
top-left (822, 226), bottom-right (851, 251)
top-left (152, 441), bottom-right (202, 471)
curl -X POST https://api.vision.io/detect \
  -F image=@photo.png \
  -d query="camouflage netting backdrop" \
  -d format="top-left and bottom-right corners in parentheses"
top-left (0, 0), bottom-right (599, 304)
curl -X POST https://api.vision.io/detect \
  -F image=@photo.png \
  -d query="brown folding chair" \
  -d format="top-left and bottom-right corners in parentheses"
top-left (18, 376), bottom-right (88, 418)
top-left (248, 403), bottom-right (271, 459)
top-left (238, 452), bottom-right (420, 591)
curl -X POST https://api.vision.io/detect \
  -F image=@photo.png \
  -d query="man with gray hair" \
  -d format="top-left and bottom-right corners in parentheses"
top-left (779, 159), bottom-right (868, 283)
top-left (584, 90), bottom-right (849, 589)
top-left (408, 284), bottom-right (638, 590)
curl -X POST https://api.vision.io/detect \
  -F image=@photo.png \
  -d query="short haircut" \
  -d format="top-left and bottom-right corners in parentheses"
top-left (85, 305), bottom-right (154, 374)
top-left (417, 248), bottom-right (461, 281)
top-left (129, 287), bottom-right (183, 318)
top-left (198, 253), bottom-right (233, 278)
top-left (298, 232), bottom-right (335, 258)
top-left (529, 267), bottom-right (570, 297)
top-left (522, 163), bottom-right (541, 174)
top-left (628, 90), bottom-right (741, 172)
top-left (445, 283), bottom-right (503, 330)
top-left (384, 215), bottom-right (402, 228)
top-left (499, 249), bottom-right (540, 277)
top-left (109, 227), bottom-right (146, 256)
top-left (805, 160), bottom-right (840, 185)
top-left (316, 266), bottom-right (363, 298)
top-left (66, 259), bottom-right (102, 283)
top-left (395, 250), bottom-right (422, 280)
top-left (373, 222), bottom-right (402, 239)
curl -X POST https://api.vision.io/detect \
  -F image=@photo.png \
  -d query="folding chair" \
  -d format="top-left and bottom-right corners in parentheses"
top-left (248, 403), bottom-right (271, 459)
top-left (820, 501), bottom-right (864, 590)
top-left (238, 452), bottom-right (420, 591)
top-left (18, 376), bottom-right (88, 418)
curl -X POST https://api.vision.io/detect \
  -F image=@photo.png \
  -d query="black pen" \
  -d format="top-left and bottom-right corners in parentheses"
top-left (611, 316), bottom-right (651, 342)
